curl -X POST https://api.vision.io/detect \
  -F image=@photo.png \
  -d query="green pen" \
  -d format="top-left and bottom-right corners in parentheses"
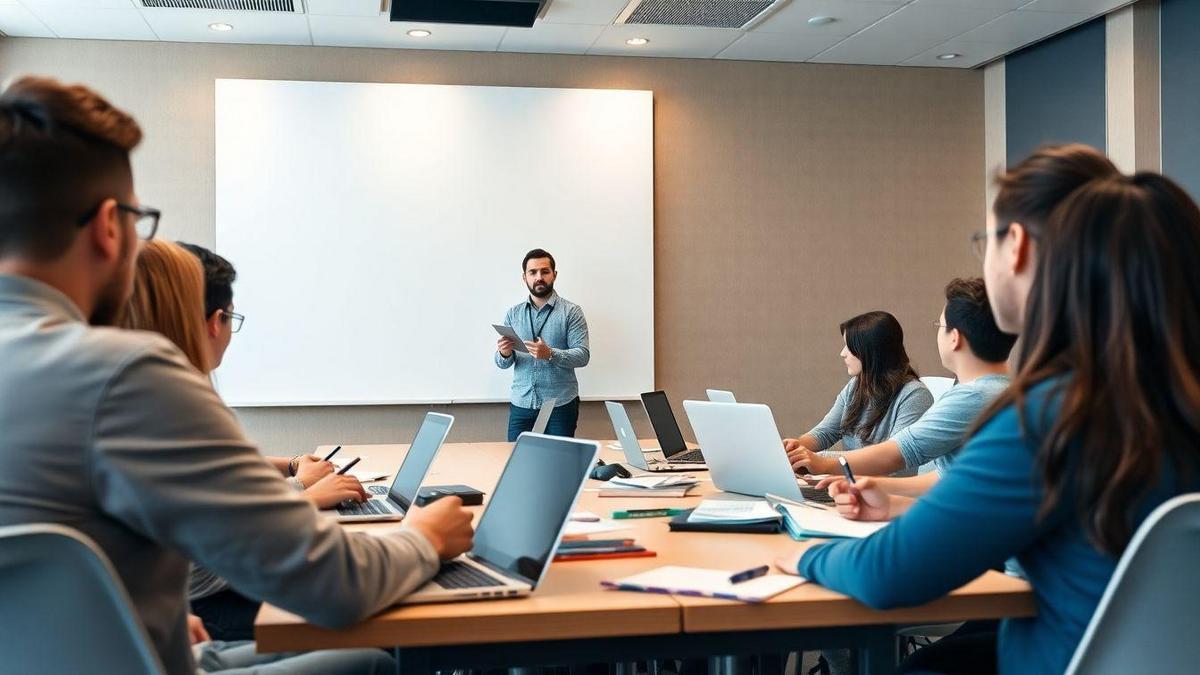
top-left (612, 508), bottom-right (689, 520)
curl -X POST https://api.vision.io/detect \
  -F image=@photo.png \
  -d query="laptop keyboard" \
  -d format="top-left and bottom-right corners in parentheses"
top-left (432, 561), bottom-right (505, 589)
top-left (336, 499), bottom-right (395, 517)
top-left (670, 448), bottom-right (705, 464)
top-left (800, 486), bottom-right (836, 506)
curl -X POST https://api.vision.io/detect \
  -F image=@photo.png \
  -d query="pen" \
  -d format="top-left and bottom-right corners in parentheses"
top-left (612, 508), bottom-right (689, 520)
top-left (323, 445), bottom-right (342, 462)
top-left (336, 457), bottom-right (361, 475)
top-left (728, 565), bottom-right (770, 584)
top-left (838, 456), bottom-right (857, 485)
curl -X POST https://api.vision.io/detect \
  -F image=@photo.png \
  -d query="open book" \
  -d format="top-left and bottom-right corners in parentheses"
top-left (765, 493), bottom-right (888, 540)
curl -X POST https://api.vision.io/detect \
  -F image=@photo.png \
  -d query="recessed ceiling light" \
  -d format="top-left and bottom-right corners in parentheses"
top-left (807, 16), bottom-right (836, 26)
top-left (208, 22), bottom-right (233, 32)
top-left (407, 29), bottom-right (432, 38)
top-left (937, 53), bottom-right (961, 60)
top-left (625, 37), bottom-right (650, 46)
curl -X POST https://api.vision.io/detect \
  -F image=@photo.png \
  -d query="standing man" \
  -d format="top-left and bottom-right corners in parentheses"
top-left (496, 248), bottom-right (590, 440)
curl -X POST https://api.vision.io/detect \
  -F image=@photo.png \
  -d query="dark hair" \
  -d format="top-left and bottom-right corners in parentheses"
top-left (839, 311), bottom-right (920, 442)
top-left (978, 173), bottom-right (1200, 555)
top-left (522, 248), bottom-right (556, 272)
top-left (992, 143), bottom-right (1119, 242)
top-left (943, 277), bottom-right (1016, 363)
top-left (178, 242), bottom-right (236, 320)
top-left (0, 76), bottom-right (142, 261)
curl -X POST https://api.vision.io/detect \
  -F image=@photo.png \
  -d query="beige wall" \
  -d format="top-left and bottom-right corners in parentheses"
top-left (0, 38), bottom-right (983, 455)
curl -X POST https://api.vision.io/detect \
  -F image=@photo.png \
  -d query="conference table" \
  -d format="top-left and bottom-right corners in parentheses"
top-left (255, 441), bottom-right (1034, 675)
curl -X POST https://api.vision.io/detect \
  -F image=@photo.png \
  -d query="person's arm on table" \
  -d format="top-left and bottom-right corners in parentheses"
top-left (816, 472), bottom-right (941, 500)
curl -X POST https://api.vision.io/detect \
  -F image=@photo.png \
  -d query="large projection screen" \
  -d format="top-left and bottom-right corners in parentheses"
top-left (215, 79), bottom-right (654, 407)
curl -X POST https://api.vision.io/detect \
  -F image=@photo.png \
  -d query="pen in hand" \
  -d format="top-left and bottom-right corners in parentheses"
top-left (336, 457), bottom-right (361, 475)
top-left (838, 456), bottom-right (857, 485)
top-left (323, 445), bottom-right (342, 462)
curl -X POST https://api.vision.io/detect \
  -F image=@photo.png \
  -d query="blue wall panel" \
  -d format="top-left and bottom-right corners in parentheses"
top-left (1161, 0), bottom-right (1200, 198)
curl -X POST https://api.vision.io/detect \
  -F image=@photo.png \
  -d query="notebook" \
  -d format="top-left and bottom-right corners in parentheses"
top-left (602, 565), bottom-right (805, 603)
top-left (766, 493), bottom-right (888, 540)
top-left (668, 510), bottom-right (781, 534)
top-left (688, 497), bottom-right (780, 525)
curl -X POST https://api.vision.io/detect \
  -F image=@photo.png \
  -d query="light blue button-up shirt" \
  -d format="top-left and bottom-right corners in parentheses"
top-left (495, 292), bottom-right (590, 409)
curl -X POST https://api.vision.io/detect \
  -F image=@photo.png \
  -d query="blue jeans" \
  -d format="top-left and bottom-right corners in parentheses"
top-left (507, 397), bottom-right (580, 441)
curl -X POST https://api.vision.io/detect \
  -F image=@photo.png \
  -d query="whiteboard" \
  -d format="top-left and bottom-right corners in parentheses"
top-left (214, 79), bottom-right (654, 407)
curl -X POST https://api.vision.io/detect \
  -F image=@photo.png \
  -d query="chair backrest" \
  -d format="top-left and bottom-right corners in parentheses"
top-left (0, 523), bottom-right (165, 675)
top-left (1065, 493), bottom-right (1200, 675)
top-left (919, 376), bottom-right (955, 403)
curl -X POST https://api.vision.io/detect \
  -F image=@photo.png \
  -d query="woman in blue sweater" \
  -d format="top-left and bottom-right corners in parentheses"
top-left (780, 146), bottom-right (1200, 675)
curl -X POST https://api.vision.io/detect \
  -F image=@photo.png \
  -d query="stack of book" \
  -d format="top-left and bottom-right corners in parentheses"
top-left (668, 497), bottom-right (783, 534)
top-left (554, 538), bottom-right (657, 562)
top-left (598, 474), bottom-right (701, 498)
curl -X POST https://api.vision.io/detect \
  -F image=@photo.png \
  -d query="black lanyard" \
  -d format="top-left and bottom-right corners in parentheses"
top-left (526, 302), bottom-right (555, 341)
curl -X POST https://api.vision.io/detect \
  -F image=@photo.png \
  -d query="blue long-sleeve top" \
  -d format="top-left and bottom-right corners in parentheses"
top-left (798, 379), bottom-right (1196, 675)
top-left (494, 292), bottom-right (590, 409)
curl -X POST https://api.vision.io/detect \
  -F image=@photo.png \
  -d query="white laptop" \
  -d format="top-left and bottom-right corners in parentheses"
top-left (705, 389), bottom-right (737, 403)
top-left (681, 401), bottom-right (834, 506)
top-left (399, 433), bottom-right (600, 605)
top-left (606, 401), bottom-right (705, 472)
top-left (334, 412), bottom-right (453, 522)
top-left (531, 398), bottom-right (557, 435)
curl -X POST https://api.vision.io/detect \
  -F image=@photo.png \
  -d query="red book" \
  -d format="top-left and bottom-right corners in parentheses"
top-left (553, 550), bottom-right (658, 562)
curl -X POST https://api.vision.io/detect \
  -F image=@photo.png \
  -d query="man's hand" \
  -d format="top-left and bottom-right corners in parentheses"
top-left (403, 496), bottom-right (475, 559)
top-left (829, 477), bottom-right (893, 521)
top-left (187, 614), bottom-right (211, 645)
top-left (497, 336), bottom-right (516, 358)
top-left (782, 437), bottom-right (803, 453)
top-left (294, 455), bottom-right (334, 488)
top-left (787, 447), bottom-right (836, 475)
top-left (524, 337), bottom-right (552, 360)
top-left (304, 474), bottom-right (368, 509)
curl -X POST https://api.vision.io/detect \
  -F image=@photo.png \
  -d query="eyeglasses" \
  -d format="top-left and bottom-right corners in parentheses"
top-left (970, 231), bottom-right (988, 260)
top-left (77, 201), bottom-right (161, 241)
top-left (220, 309), bottom-right (245, 333)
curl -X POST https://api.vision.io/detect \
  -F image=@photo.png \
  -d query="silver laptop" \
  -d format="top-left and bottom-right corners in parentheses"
top-left (706, 389), bottom-right (737, 403)
top-left (681, 401), bottom-right (834, 505)
top-left (531, 398), bottom-right (557, 435)
top-left (400, 433), bottom-right (600, 604)
top-left (335, 412), bottom-right (453, 522)
top-left (605, 401), bottom-right (705, 472)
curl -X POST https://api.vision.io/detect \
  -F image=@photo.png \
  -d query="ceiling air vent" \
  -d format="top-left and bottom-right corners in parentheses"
top-left (139, 0), bottom-right (298, 11)
top-left (616, 0), bottom-right (788, 30)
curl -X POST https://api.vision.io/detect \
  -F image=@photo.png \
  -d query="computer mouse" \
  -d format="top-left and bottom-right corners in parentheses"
top-left (589, 460), bottom-right (632, 481)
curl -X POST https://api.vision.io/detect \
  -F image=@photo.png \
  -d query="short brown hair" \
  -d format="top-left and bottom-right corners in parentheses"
top-left (943, 277), bottom-right (1016, 363)
top-left (121, 240), bottom-right (212, 374)
top-left (0, 76), bottom-right (142, 260)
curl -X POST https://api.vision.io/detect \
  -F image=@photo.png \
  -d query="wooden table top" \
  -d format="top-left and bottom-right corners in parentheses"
top-left (255, 441), bottom-right (1034, 651)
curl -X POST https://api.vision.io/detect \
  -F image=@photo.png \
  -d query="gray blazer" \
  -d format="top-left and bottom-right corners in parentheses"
top-left (0, 275), bottom-right (439, 675)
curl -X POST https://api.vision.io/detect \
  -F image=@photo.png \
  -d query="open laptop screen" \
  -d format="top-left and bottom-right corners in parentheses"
top-left (387, 413), bottom-right (453, 511)
top-left (641, 390), bottom-right (689, 456)
top-left (471, 434), bottom-right (598, 585)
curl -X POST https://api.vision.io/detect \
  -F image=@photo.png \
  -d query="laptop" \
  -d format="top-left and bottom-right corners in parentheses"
top-left (640, 390), bottom-right (706, 465)
top-left (335, 412), bottom-right (454, 522)
top-left (399, 433), bottom-right (599, 604)
top-left (681, 401), bottom-right (835, 506)
top-left (605, 401), bottom-right (705, 472)
top-left (706, 389), bottom-right (737, 403)
top-left (531, 398), bottom-right (557, 435)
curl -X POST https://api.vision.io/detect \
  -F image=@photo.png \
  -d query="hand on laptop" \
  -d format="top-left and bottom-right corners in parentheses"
top-left (787, 447), bottom-right (835, 475)
top-left (294, 455), bottom-right (334, 488)
top-left (305, 474), bottom-right (368, 509)
top-left (404, 496), bottom-right (475, 559)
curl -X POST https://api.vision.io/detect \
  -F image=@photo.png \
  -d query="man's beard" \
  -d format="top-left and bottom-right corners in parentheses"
top-left (91, 242), bottom-right (134, 326)
top-left (528, 281), bottom-right (554, 299)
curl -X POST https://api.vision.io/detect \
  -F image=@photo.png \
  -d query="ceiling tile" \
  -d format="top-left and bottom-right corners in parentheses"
top-left (499, 22), bottom-right (603, 54)
top-left (858, 1), bottom-right (1011, 42)
top-left (901, 39), bottom-right (1010, 68)
top-left (540, 0), bottom-right (627, 25)
top-left (141, 8), bottom-right (310, 45)
top-left (309, 15), bottom-right (505, 51)
top-left (955, 8), bottom-right (1092, 43)
top-left (19, 0), bottom-right (134, 8)
top-left (0, 4), bottom-right (53, 36)
top-left (306, 0), bottom-right (381, 17)
top-left (1021, 0), bottom-right (1132, 12)
top-left (918, 0), bottom-right (1027, 8)
top-left (589, 23), bottom-right (740, 58)
top-left (808, 33), bottom-right (930, 65)
top-left (716, 32), bottom-right (841, 62)
top-left (752, 0), bottom-right (900, 37)
top-left (30, 6), bottom-right (154, 39)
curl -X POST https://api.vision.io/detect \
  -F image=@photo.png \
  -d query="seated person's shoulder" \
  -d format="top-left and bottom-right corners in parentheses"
top-left (77, 324), bottom-right (197, 376)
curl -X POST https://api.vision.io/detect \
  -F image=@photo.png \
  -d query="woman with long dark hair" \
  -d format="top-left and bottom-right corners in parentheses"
top-left (783, 311), bottom-right (933, 476)
top-left (781, 150), bottom-right (1200, 675)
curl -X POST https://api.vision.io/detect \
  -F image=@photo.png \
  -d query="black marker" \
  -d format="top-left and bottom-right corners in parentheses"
top-left (336, 457), bottom-right (361, 475)
top-left (323, 445), bottom-right (342, 462)
top-left (838, 456), bottom-right (857, 485)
